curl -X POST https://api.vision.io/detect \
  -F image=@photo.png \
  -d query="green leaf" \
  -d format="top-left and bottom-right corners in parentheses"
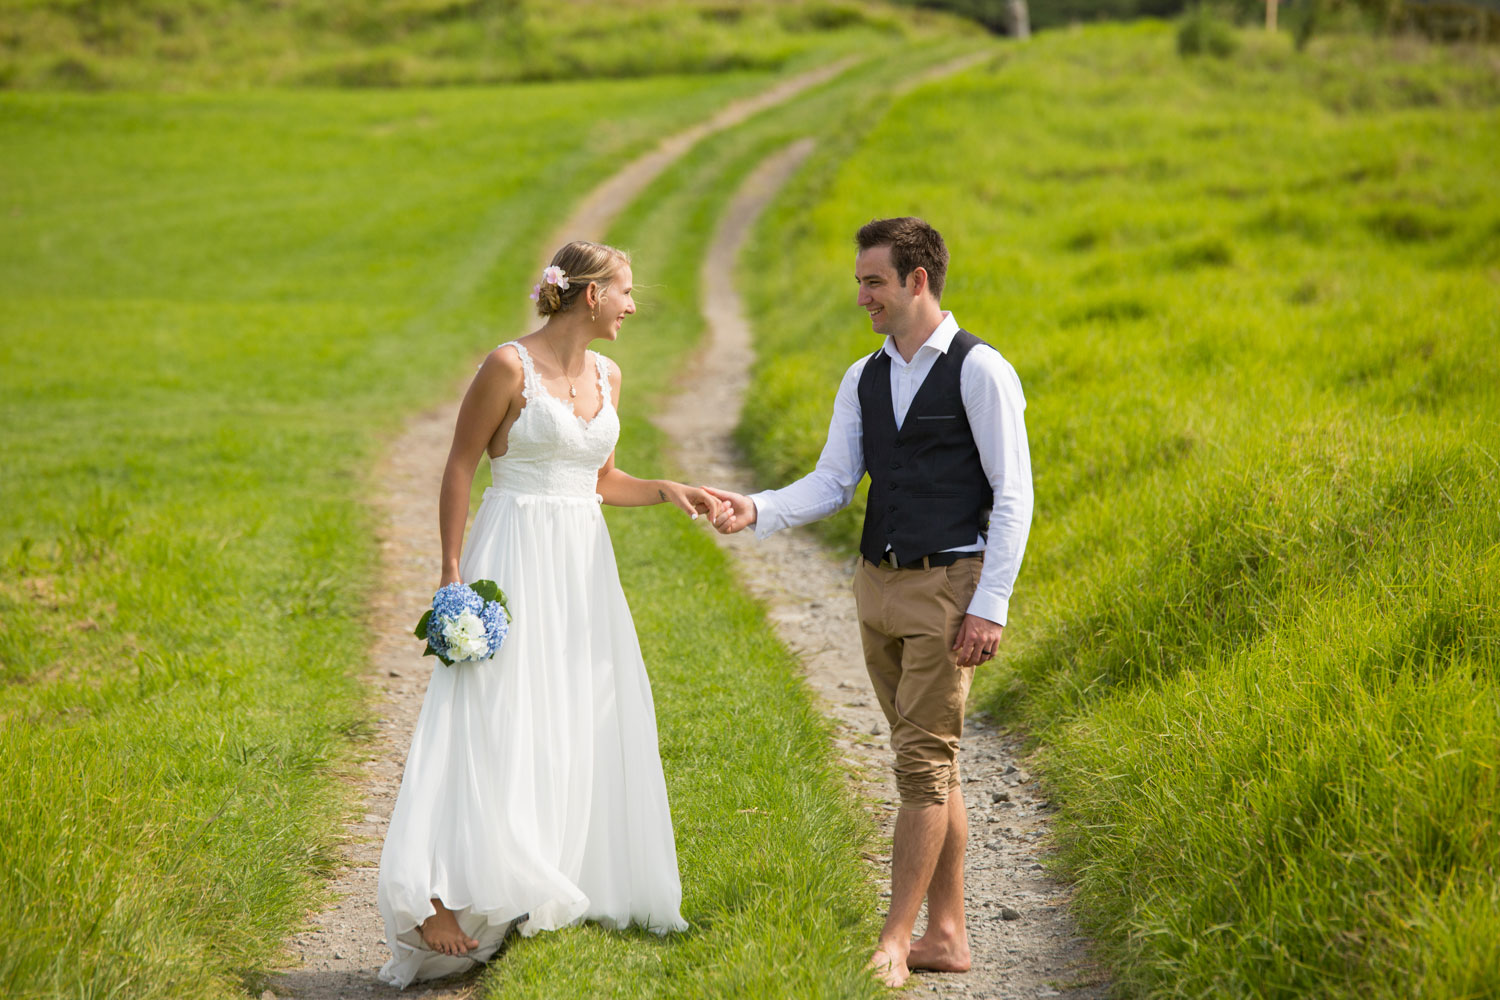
top-left (415, 609), bottom-right (433, 640)
top-left (470, 579), bottom-right (500, 602)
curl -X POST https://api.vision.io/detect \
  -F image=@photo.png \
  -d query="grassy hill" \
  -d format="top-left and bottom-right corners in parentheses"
top-left (740, 22), bottom-right (1500, 997)
top-left (0, 0), bottom-right (964, 90)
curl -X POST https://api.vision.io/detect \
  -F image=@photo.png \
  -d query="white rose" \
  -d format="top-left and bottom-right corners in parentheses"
top-left (441, 610), bottom-right (491, 661)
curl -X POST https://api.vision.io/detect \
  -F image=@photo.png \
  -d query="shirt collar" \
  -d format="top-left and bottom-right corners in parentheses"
top-left (882, 311), bottom-right (960, 363)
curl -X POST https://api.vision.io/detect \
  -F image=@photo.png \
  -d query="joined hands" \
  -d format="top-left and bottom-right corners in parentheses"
top-left (702, 486), bottom-right (756, 534)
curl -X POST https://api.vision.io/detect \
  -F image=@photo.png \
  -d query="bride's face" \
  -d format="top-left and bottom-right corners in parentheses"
top-left (594, 264), bottom-right (635, 340)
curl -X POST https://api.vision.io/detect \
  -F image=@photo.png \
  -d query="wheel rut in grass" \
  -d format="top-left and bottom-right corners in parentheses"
top-left (659, 134), bottom-right (1111, 1000)
top-left (265, 59), bottom-right (861, 1000)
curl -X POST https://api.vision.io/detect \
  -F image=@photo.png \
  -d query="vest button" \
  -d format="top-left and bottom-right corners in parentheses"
top-left (891, 461), bottom-right (901, 469)
top-left (887, 504), bottom-right (896, 512)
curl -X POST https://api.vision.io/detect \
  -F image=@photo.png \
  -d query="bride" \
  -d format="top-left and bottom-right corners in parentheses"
top-left (377, 240), bottom-right (716, 988)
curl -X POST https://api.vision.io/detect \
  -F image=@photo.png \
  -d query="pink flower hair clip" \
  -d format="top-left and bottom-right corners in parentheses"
top-left (530, 265), bottom-right (570, 303)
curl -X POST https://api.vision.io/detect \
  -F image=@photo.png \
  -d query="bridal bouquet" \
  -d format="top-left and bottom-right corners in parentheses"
top-left (415, 580), bottom-right (511, 666)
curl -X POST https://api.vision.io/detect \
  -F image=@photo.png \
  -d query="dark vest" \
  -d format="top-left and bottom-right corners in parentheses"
top-left (858, 329), bottom-right (992, 565)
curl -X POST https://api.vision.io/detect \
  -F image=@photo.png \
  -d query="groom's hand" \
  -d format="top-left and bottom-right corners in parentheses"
top-left (953, 614), bottom-right (1003, 667)
top-left (703, 487), bottom-right (756, 534)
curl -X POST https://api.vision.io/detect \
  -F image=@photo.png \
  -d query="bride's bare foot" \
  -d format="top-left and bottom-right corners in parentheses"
top-left (419, 898), bottom-right (479, 957)
top-left (868, 943), bottom-right (910, 987)
top-left (907, 932), bottom-right (971, 973)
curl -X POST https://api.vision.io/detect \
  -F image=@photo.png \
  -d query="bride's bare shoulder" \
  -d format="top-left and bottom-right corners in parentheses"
top-left (476, 343), bottom-right (526, 384)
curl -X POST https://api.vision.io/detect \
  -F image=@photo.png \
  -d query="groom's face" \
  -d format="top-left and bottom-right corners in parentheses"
top-left (855, 244), bottom-right (919, 339)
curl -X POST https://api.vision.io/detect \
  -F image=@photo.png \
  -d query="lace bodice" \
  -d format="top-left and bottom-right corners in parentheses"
top-left (488, 341), bottom-right (619, 499)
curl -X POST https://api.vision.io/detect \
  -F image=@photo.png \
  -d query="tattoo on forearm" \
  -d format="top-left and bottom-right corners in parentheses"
top-left (658, 489), bottom-right (668, 503)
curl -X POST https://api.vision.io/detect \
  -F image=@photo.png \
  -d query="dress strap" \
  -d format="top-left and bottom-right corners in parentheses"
top-left (593, 351), bottom-right (613, 406)
top-left (506, 341), bottom-right (540, 402)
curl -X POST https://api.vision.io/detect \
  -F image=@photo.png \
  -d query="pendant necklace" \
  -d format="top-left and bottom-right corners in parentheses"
top-left (546, 339), bottom-right (582, 398)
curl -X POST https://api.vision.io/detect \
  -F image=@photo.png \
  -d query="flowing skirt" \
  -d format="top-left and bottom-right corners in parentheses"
top-left (377, 490), bottom-right (687, 989)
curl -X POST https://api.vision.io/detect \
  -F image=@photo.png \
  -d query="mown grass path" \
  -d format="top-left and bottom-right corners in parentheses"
top-left (264, 61), bottom-right (877, 1000)
top-left (661, 126), bottom-right (1108, 1000)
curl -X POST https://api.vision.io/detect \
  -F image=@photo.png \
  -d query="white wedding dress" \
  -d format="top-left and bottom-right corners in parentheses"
top-left (377, 342), bottom-right (687, 989)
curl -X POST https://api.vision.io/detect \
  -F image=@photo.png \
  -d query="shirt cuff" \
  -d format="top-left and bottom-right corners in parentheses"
top-left (747, 491), bottom-right (777, 540)
top-left (965, 591), bottom-right (1009, 629)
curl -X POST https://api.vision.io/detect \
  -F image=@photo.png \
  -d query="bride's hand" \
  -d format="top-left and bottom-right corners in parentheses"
top-left (659, 482), bottom-right (722, 522)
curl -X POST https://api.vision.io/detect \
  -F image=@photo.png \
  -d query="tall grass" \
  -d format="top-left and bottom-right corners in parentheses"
top-left (739, 23), bottom-right (1500, 996)
top-left (0, 0), bottom-right (965, 91)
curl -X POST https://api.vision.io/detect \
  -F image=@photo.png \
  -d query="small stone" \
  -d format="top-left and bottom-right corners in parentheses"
top-left (1029, 862), bottom-right (1045, 872)
top-left (1000, 906), bottom-right (1022, 921)
top-left (991, 790), bottom-right (1010, 803)
top-left (333, 952), bottom-right (344, 960)
top-left (261, 992), bottom-right (277, 1000)
top-left (869, 721), bottom-right (882, 735)
top-left (388, 670), bottom-right (400, 677)
top-left (1003, 763), bottom-right (1018, 775)
top-left (985, 839), bottom-right (1004, 850)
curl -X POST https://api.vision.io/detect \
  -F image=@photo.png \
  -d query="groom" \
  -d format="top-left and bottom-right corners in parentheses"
top-left (708, 217), bottom-right (1033, 986)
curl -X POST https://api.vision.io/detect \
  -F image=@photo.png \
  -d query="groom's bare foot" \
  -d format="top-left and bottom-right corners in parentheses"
top-left (420, 898), bottom-right (479, 956)
top-left (907, 932), bottom-right (971, 973)
top-left (869, 944), bottom-right (911, 987)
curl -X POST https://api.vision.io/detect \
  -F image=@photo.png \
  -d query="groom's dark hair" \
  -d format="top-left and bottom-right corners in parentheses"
top-left (856, 217), bottom-right (948, 300)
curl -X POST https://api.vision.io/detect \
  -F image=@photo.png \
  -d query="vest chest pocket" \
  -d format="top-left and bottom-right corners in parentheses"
top-left (915, 414), bottom-right (958, 421)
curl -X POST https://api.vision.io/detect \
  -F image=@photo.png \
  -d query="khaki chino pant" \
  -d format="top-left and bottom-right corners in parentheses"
top-left (852, 555), bottom-right (983, 808)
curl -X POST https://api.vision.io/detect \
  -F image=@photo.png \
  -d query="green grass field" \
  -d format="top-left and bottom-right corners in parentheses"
top-left (0, 0), bottom-right (961, 91)
top-left (0, 71), bottom-right (781, 999)
top-left (0, 22), bottom-right (994, 997)
top-left (741, 22), bottom-right (1500, 998)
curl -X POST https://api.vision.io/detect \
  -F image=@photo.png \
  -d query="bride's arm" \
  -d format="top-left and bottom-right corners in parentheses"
top-left (593, 359), bottom-right (721, 520)
top-left (439, 349), bottom-right (523, 585)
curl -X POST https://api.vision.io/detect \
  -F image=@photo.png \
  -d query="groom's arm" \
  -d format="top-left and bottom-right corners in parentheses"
top-left (714, 361), bottom-right (868, 535)
top-left (961, 346), bottom-right (1035, 630)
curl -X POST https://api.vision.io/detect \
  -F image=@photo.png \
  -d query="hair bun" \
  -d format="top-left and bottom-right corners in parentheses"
top-left (536, 282), bottom-right (563, 315)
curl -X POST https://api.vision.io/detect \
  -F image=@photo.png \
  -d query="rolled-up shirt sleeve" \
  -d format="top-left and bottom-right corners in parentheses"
top-left (961, 347), bottom-right (1034, 627)
top-left (749, 359), bottom-right (868, 537)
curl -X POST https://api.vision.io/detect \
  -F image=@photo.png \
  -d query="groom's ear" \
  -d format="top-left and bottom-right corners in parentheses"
top-left (910, 266), bottom-right (930, 298)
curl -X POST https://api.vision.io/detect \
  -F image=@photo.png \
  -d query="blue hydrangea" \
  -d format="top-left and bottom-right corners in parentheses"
top-left (428, 582), bottom-right (485, 658)
top-left (432, 582), bottom-right (484, 621)
top-left (422, 581), bottom-right (512, 663)
top-left (481, 600), bottom-right (509, 654)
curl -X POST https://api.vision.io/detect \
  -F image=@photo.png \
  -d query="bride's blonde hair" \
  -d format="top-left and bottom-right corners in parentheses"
top-left (534, 241), bottom-right (631, 318)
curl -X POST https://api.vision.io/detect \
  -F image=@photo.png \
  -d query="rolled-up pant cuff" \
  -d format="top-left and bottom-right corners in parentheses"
top-left (895, 759), bottom-right (962, 808)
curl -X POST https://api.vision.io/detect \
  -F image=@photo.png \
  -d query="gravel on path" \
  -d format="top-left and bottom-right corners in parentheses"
top-left (656, 133), bottom-right (1111, 1000)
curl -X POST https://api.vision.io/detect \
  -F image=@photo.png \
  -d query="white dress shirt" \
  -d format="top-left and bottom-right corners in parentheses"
top-left (749, 312), bottom-right (1033, 626)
